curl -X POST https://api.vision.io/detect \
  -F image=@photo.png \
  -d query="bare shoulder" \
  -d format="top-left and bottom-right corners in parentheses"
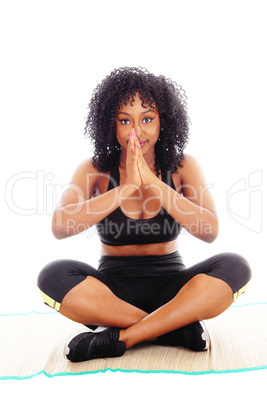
top-left (70, 157), bottom-right (112, 198)
top-left (58, 158), bottom-right (101, 208)
top-left (69, 158), bottom-right (98, 189)
top-left (180, 153), bottom-right (206, 184)
top-left (178, 153), bottom-right (217, 216)
top-left (171, 153), bottom-right (203, 191)
top-left (181, 153), bottom-right (202, 169)
top-left (72, 157), bottom-right (98, 176)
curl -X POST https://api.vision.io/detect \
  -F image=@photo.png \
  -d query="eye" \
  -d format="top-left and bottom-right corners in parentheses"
top-left (119, 119), bottom-right (130, 125)
top-left (143, 117), bottom-right (154, 124)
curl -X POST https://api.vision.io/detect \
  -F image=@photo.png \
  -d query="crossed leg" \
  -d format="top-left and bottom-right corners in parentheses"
top-left (38, 252), bottom-right (251, 354)
top-left (59, 273), bottom-right (233, 350)
top-left (59, 275), bottom-right (149, 328)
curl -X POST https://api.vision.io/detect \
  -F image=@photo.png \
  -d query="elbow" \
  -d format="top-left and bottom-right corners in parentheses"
top-left (52, 221), bottom-right (69, 239)
top-left (51, 214), bottom-right (91, 239)
top-left (52, 226), bottom-right (67, 240)
top-left (51, 211), bottom-right (69, 240)
top-left (184, 219), bottom-right (219, 243)
top-left (204, 231), bottom-right (218, 243)
top-left (203, 218), bottom-right (219, 243)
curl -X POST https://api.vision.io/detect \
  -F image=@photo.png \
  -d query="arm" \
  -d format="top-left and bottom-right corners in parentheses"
top-left (158, 155), bottom-right (218, 242)
top-left (134, 136), bottom-right (218, 242)
top-left (52, 135), bottom-right (140, 239)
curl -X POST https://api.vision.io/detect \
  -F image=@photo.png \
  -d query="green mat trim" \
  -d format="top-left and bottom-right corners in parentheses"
top-left (2, 364), bottom-right (267, 381)
top-left (1, 302), bottom-right (267, 380)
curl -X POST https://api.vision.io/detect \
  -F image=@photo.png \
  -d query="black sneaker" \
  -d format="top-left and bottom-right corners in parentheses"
top-left (156, 321), bottom-right (210, 352)
top-left (64, 327), bottom-right (126, 362)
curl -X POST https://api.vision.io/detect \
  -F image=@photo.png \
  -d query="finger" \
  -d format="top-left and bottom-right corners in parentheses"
top-left (133, 138), bottom-right (143, 161)
top-left (133, 134), bottom-right (141, 151)
top-left (127, 129), bottom-right (135, 153)
top-left (129, 129), bottom-right (138, 154)
top-left (129, 128), bottom-right (140, 154)
top-left (132, 142), bottom-right (138, 154)
top-left (130, 129), bottom-right (142, 156)
top-left (126, 138), bottom-right (137, 166)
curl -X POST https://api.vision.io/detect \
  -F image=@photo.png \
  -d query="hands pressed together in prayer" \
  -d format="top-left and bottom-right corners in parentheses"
top-left (126, 128), bottom-right (158, 188)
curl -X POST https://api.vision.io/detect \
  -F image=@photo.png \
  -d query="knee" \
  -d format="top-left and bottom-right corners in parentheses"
top-left (37, 259), bottom-right (77, 307)
top-left (218, 252), bottom-right (252, 293)
top-left (36, 260), bottom-right (65, 311)
top-left (223, 252), bottom-right (252, 279)
top-left (37, 260), bottom-right (62, 294)
top-left (37, 259), bottom-right (93, 308)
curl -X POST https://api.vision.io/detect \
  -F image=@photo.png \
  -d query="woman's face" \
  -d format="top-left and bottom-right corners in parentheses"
top-left (116, 92), bottom-right (160, 159)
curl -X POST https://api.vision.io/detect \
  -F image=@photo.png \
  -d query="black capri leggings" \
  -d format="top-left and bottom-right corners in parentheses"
top-left (37, 251), bottom-right (252, 314)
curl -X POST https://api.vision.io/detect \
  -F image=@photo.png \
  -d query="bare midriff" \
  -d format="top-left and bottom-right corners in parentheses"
top-left (100, 238), bottom-right (178, 257)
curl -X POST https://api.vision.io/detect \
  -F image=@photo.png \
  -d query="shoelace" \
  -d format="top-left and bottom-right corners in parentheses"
top-left (91, 340), bottom-right (116, 358)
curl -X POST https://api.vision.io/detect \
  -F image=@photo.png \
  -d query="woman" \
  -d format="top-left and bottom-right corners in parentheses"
top-left (37, 67), bottom-right (252, 362)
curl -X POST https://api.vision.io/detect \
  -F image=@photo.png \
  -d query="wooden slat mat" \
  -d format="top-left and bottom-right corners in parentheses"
top-left (1, 304), bottom-right (267, 379)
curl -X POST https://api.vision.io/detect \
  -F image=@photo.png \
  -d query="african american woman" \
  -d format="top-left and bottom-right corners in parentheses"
top-left (37, 67), bottom-right (252, 362)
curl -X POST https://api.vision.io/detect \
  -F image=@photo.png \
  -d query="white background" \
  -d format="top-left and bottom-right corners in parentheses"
top-left (1, 0), bottom-right (266, 399)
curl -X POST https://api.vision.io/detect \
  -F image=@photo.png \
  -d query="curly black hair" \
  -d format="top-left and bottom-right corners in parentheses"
top-left (84, 67), bottom-right (190, 176)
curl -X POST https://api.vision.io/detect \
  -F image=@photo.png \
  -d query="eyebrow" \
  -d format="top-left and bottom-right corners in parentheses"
top-left (117, 109), bottom-right (156, 116)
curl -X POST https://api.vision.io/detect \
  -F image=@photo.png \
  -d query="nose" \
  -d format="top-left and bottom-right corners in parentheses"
top-left (133, 123), bottom-right (141, 137)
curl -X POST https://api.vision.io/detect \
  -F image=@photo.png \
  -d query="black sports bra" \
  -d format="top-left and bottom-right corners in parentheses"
top-left (96, 166), bottom-right (181, 246)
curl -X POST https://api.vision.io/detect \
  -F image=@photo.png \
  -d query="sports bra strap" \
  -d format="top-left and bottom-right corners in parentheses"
top-left (107, 166), bottom-right (120, 191)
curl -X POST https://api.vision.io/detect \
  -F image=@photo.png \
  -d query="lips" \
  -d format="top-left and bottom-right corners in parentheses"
top-left (139, 141), bottom-right (147, 147)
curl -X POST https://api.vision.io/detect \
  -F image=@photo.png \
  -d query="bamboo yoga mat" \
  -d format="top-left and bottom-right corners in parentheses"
top-left (1, 303), bottom-right (267, 379)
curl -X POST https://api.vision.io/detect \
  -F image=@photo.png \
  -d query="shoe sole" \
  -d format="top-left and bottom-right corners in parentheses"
top-left (64, 326), bottom-right (109, 360)
top-left (199, 321), bottom-right (210, 350)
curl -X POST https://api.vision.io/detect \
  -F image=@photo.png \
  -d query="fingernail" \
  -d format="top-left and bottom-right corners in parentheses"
top-left (130, 128), bottom-right (136, 136)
